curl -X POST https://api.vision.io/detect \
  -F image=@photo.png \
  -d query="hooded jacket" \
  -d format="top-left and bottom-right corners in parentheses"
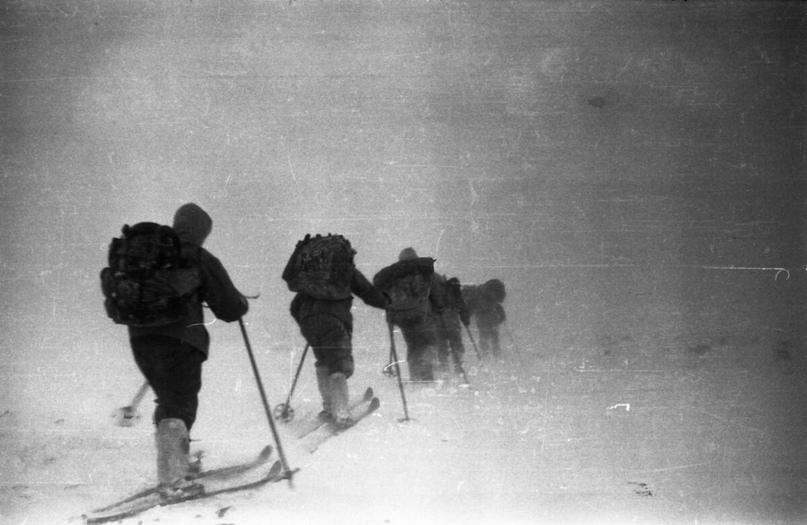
top-left (128, 203), bottom-right (248, 357)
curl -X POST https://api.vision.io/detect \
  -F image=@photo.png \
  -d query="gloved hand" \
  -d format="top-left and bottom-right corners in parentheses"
top-left (239, 295), bottom-right (250, 315)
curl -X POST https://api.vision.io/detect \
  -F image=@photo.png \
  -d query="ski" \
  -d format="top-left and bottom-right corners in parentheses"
top-left (295, 387), bottom-right (374, 439)
top-left (303, 396), bottom-right (381, 453)
top-left (89, 445), bottom-right (273, 515)
top-left (84, 460), bottom-right (282, 524)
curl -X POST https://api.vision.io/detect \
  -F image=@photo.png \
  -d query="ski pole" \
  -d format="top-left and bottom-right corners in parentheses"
top-left (387, 320), bottom-right (410, 422)
top-left (383, 346), bottom-right (397, 378)
top-left (382, 310), bottom-right (399, 377)
top-left (449, 346), bottom-right (471, 387)
top-left (113, 381), bottom-right (149, 427)
top-left (437, 314), bottom-right (470, 387)
top-left (238, 317), bottom-right (297, 486)
top-left (464, 324), bottom-right (482, 360)
top-left (130, 380), bottom-right (150, 407)
top-left (274, 344), bottom-right (309, 422)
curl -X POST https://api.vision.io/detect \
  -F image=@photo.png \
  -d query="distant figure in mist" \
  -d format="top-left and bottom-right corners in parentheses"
top-left (462, 279), bottom-right (507, 357)
top-left (284, 234), bottom-right (388, 427)
top-left (373, 247), bottom-right (444, 382)
top-left (431, 274), bottom-right (471, 375)
top-left (103, 203), bottom-right (249, 499)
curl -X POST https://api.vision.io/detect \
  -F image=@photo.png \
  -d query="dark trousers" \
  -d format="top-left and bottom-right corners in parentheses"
top-left (299, 314), bottom-right (354, 378)
top-left (391, 311), bottom-right (438, 381)
top-left (435, 310), bottom-right (465, 367)
top-left (131, 335), bottom-right (205, 431)
top-left (437, 327), bottom-right (465, 367)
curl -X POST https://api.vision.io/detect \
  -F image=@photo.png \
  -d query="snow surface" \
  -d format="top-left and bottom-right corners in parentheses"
top-left (2, 1), bottom-right (806, 524)
top-left (4, 266), bottom-right (807, 525)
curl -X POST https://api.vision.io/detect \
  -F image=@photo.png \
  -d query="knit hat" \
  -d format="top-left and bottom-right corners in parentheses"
top-left (398, 247), bottom-right (418, 261)
top-left (172, 203), bottom-right (212, 246)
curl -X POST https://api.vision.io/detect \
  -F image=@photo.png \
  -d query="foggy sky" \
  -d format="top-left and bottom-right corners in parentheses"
top-left (1, 1), bottom-right (804, 420)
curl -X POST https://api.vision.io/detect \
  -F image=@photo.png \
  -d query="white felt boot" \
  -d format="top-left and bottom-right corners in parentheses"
top-left (316, 366), bottom-right (334, 422)
top-left (156, 418), bottom-right (203, 499)
top-left (329, 372), bottom-right (353, 428)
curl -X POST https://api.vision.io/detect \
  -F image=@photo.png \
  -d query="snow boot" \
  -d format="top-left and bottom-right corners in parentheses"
top-left (329, 372), bottom-right (353, 428)
top-left (156, 418), bottom-right (204, 500)
top-left (316, 365), bottom-right (334, 422)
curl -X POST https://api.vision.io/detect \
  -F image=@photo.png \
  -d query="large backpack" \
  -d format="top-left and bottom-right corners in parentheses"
top-left (374, 257), bottom-right (435, 314)
top-left (282, 233), bottom-right (356, 300)
top-left (100, 222), bottom-right (201, 327)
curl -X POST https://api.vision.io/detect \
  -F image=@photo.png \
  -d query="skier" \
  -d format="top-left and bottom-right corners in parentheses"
top-left (286, 235), bottom-right (388, 427)
top-left (463, 279), bottom-right (506, 356)
top-left (123, 203), bottom-right (249, 499)
top-left (432, 275), bottom-right (471, 375)
top-left (373, 248), bottom-right (444, 382)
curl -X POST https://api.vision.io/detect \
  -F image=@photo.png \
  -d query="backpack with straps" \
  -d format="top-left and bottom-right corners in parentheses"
top-left (374, 257), bottom-right (435, 314)
top-left (282, 233), bottom-right (356, 300)
top-left (100, 222), bottom-right (201, 327)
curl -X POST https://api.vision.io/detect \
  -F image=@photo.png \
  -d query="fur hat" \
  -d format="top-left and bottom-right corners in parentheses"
top-left (398, 247), bottom-right (418, 261)
top-left (172, 203), bottom-right (212, 246)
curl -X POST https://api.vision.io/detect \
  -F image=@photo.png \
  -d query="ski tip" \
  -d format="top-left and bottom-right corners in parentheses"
top-left (364, 387), bottom-right (373, 400)
top-left (259, 445), bottom-right (273, 458)
top-left (369, 397), bottom-right (380, 409)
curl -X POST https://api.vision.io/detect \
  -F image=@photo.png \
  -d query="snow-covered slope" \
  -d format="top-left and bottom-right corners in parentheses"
top-left (3, 266), bottom-right (806, 525)
top-left (2, 1), bottom-right (805, 524)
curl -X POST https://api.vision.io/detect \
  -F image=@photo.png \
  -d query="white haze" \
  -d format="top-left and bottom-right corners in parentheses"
top-left (1, 1), bottom-right (805, 524)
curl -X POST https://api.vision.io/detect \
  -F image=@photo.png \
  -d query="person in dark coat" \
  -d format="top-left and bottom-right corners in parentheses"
top-left (288, 242), bottom-right (387, 427)
top-left (432, 275), bottom-right (471, 374)
top-left (463, 279), bottom-right (506, 357)
top-left (373, 248), bottom-right (444, 382)
top-left (128, 203), bottom-right (249, 498)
